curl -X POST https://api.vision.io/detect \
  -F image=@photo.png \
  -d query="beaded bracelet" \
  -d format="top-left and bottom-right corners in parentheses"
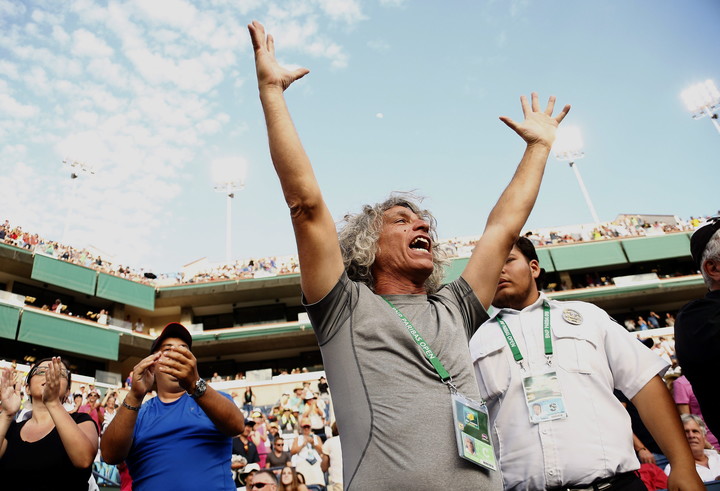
top-left (122, 400), bottom-right (141, 412)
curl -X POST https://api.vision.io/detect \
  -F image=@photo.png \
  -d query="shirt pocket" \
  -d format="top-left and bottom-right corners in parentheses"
top-left (471, 333), bottom-right (512, 401)
top-left (552, 323), bottom-right (599, 374)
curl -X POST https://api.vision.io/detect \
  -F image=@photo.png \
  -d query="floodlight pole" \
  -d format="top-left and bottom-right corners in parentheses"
top-left (214, 180), bottom-right (244, 263)
top-left (225, 183), bottom-right (233, 264)
top-left (682, 80), bottom-right (720, 135)
top-left (701, 107), bottom-right (720, 134)
top-left (568, 160), bottom-right (601, 225)
top-left (553, 125), bottom-right (601, 226)
top-left (61, 159), bottom-right (95, 244)
top-left (62, 175), bottom-right (79, 244)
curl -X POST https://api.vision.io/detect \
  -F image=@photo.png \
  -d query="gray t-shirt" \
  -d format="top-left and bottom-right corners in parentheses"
top-left (305, 273), bottom-right (501, 490)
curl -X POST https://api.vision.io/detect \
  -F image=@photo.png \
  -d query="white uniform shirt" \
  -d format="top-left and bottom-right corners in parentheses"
top-left (469, 293), bottom-right (668, 490)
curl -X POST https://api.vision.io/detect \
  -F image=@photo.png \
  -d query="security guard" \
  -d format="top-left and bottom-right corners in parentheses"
top-left (469, 237), bottom-right (702, 490)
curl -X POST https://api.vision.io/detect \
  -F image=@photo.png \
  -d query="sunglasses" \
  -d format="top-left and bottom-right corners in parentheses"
top-left (301, 425), bottom-right (311, 429)
top-left (250, 483), bottom-right (275, 489)
top-left (30, 367), bottom-right (69, 378)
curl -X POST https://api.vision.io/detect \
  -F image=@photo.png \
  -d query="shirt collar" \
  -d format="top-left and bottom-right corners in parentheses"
top-left (489, 292), bottom-right (549, 320)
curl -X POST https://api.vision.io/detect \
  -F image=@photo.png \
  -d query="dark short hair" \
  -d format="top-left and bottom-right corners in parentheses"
top-left (515, 237), bottom-right (539, 263)
top-left (514, 237), bottom-right (545, 289)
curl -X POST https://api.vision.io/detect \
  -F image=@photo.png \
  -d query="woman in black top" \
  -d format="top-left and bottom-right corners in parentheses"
top-left (0, 357), bottom-right (98, 490)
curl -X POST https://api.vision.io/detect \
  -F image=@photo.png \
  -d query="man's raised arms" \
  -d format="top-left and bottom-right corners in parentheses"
top-left (249, 20), bottom-right (344, 304)
top-left (462, 93), bottom-right (570, 308)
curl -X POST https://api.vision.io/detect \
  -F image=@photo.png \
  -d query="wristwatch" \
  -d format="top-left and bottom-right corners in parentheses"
top-left (190, 378), bottom-right (207, 399)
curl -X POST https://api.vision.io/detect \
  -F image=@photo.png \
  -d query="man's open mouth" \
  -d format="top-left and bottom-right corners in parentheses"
top-left (410, 237), bottom-right (431, 252)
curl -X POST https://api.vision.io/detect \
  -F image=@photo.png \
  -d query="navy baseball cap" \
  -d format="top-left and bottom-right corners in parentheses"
top-left (690, 217), bottom-right (720, 270)
top-left (150, 322), bottom-right (193, 354)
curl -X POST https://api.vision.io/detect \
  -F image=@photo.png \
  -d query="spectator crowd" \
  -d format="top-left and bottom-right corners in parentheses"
top-left (1, 214), bottom-right (710, 289)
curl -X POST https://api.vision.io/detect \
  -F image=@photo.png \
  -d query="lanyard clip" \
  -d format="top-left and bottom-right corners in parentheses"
top-left (443, 377), bottom-right (458, 395)
top-left (545, 355), bottom-right (553, 366)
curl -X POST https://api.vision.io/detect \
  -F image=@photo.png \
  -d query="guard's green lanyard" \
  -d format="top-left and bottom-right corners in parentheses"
top-left (496, 301), bottom-right (553, 370)
top-left (382, 297), bottom-right (453, 387)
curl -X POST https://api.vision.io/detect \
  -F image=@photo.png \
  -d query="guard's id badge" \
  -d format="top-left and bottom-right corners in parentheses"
top-left (521, 370), bottom-right (568, 424)
top-left (451, 392), bottom-right (496, 471)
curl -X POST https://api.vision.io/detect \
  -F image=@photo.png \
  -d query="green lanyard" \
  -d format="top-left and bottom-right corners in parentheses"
top-left (496, 301), bottom-right (553, 369)
top-left (382, 297), bottom-right (452, 384)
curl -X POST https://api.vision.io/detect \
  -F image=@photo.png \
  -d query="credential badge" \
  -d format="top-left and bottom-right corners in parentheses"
top-left (562, 309), bottom-right (583, 325)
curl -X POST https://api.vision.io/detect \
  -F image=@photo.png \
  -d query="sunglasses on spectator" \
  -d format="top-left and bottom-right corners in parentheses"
top-left (301, 425), bottom-right (311, 428)
top-left (30, 367), bottom-right (69, 377)
top-left (250, 483), bottom-right (275, 489)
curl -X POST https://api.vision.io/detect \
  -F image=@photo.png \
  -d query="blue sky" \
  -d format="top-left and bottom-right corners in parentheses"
top-left (0, 0), bottom-right (717, 274)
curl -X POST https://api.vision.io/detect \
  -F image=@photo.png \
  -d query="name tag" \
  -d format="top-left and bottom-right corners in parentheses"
top-left (451, 392), bottom-right (497, 471)
top-left (521, 370), bottom-right (568, 423)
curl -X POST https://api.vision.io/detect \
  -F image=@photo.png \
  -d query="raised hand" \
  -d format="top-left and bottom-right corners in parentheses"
top-left (500, 93), bottom-right (570, 148)
top-left (41, 357), bottom-right (64, 405)
top-left (248, 20), bottom-right (310, 92)
top-left (156, 346), bottom-right (199, 393)
top-left (129, 353), bottom-right (161, 400)
top-left (0, 367), bottom-right (21, 416)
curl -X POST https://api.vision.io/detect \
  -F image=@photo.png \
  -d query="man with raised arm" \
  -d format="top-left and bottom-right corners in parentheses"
top-left (248, 20), bottom-right (569, 490)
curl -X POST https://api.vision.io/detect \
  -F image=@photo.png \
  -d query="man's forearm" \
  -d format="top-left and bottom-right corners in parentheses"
top-left (461, 142), bottom-right (551, 306)
top-left (259, 87), bottom-right (322, 213)
top-left (632, 376), bottom-right (696, 470)
top-left (485, 142), bottom-right (550, 236)
top-left (100, 392), bottom-right (142, 464)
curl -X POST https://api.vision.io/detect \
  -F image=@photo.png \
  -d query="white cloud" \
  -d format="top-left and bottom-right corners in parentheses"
top-left (0, 0), bottom-right (26, 17)
top-left (0, 94), bottom-right (40, 118)
top-left (131, 0), bottom-right (199, 29)
top-left (84, 86), bottom-right (125, 112)
top-left (24, 23), bottom-right (40, 37)
top-left (152, 29), bottom-right (181, 44)
top-left (306, 40), bottom-right (348, 68)
top-left (52, 25), bottom-right (71, 45)
top-left (86, 58), bottom-right (131, 88)
top-left (22, 66), bottom-right (49, 94)
top-left (376, 113), bottom-right (384, 119)
top-left (315, 0), bottom-right (366, 24)
top-left (0, 60), bottom-right (20, 79)
top-left (69, 0), bottom-right (108, 24)
top-left (31, 8), bottom-right (65, 26)
top-left (72, 28), bottom-right (115, 58)
top-left (2, 143), bottom-right (26, 155)
top-left (0, 0), bottom-right (370, 271)
top-left (72, 110), bottom-right (99, 126)
top-left (196, 118), bottom-right (223, 135)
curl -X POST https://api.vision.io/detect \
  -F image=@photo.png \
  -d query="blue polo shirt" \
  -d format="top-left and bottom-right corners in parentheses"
top-left (126, 392), bottom-right (234, 490)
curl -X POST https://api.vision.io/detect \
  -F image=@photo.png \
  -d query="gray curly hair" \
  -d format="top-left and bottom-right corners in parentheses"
top-left (337, 194), bottom-right (449, 294)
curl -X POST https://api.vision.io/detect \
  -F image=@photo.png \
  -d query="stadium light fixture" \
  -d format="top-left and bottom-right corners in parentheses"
top-left (212, 157), bottom-right (247, 264)
top-left (681, 79), bottom-right (720, 135)
top-left (61, 159), bottom-right (96, 244)
top-left (552, 126), bottom-right (601, 225)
